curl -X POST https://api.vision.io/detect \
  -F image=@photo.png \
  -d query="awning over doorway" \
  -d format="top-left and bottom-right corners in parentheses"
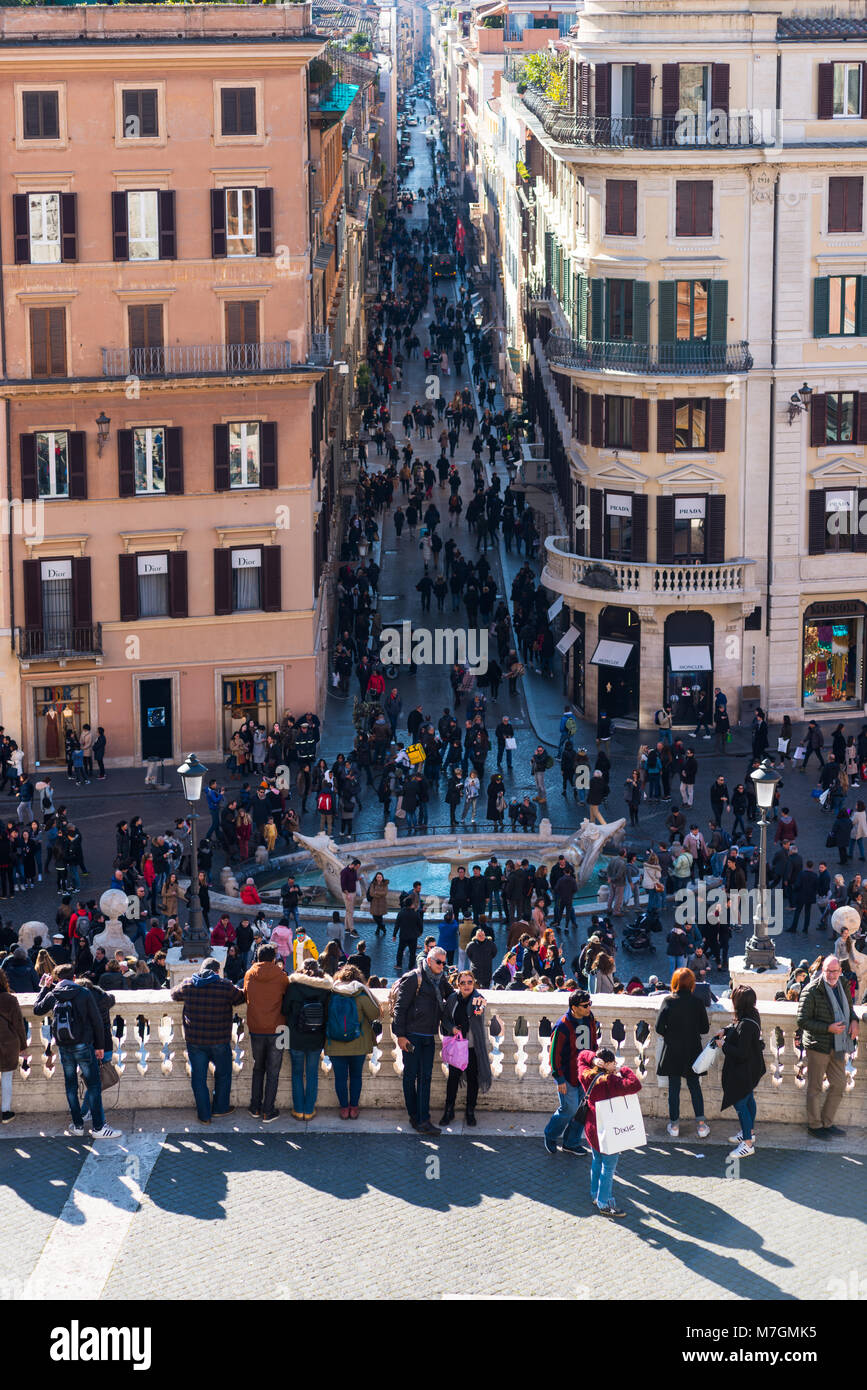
top-left (589, 639), bottom-right (634, 669)
top-left (668, 644), bottom-right (712, 672)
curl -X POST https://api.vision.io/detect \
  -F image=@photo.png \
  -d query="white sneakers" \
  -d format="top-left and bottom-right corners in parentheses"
top-left (729, 1131), bottom-right (758, 1147)
top-left (666, 1122), bottom-right (679, 1138)
top-left (92, 1125), bottom-right (122, 1139)
top-left (728, 1139), bottom-right (755, 1159)
top-left (696, 1120), bottom-right (710, 1139)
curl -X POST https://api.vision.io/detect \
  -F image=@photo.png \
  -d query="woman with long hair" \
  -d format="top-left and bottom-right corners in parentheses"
top-left (366, 871), bottom-right (390, 936)
top-left (439, 969), bottom-right (491, 1127)
top-left (325, 964), bottom-right (381, 1119)
top-left (655, 966), bottom-right (711, 1140)
top-left (0, 967), bottom-right (27, 1122)
top-left (578, 1046), bottom-right (643, 1218)
top-left (588, 951), bottom-right (616, 995)
top-left (319, 939), bottom-right (346, 980)
top-left (715, 984), bottom-right (765, 1160)
top-left (34, 948), bottom-right (57, 984)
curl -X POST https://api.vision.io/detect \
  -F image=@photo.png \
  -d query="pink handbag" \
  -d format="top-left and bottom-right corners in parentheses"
top-left (441, 1033), bottom-right (469, 1071)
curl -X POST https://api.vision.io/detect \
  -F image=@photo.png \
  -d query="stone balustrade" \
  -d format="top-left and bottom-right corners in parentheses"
top-left (11, 992), bottom-right (866, 1126)
top-left (542, 535), bottom-right (755, 606)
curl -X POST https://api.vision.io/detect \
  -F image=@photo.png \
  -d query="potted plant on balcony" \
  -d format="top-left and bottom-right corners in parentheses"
top-left (356, 361), bottom-right (373, 406)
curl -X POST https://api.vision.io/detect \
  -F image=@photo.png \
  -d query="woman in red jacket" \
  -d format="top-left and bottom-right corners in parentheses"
top-left (578, 1047), bottom-right (643, 1219)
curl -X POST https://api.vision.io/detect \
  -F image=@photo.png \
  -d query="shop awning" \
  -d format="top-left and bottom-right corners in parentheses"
top-left (589, 639), bottom-right (634, 669)
top-left (668, 645), bottom-right (712, 672)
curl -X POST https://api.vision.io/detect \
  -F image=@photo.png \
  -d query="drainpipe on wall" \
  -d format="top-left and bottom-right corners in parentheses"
top-left (766, 53), bottom-right (781, 644)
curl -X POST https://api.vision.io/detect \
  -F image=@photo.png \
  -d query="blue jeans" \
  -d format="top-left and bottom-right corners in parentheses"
top-left (659, 729), bottom-right (672, 745)
top-left (590, 1149), bottom-right (619, 1209)
top-left (734, 1091), bottom-right (757, 1141)
top-left (283, 906), bottom-right (300, 930)
top-left (331, 1054), bottom-right (365, 1109)
top-left (544, 1082), bottom-right (586, 1149)
top-left (290, 1048), bottom-right (321, 1114)
top-left (402, 1033), bottom-right (436, 1125)
top-left (668, 955), bottom-right (687, 978)
top-left (66, 864), bottom-right (80, 891)
top-left (647, 774), bottom-right (661, 799)
top-left (188, 1042), bottom-right (233, 1122)
top-left (667, 1071), bottom-right (706, 1122)
top-left (59, 1043), bottom-right (105, 1131)
top-left (851, 837), bottom-right (866, 862)
top-left (553, 900), bottom-right (577, 929)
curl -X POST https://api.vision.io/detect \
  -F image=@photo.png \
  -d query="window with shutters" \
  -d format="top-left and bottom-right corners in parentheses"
top-left (228, 422), bottom-right (261, 489)
top-left (128, 304), bottom-right (164, 374)
top-left (605, 493), bottom-right (633, 559)
top-left (36, 431), bottom-right (69, 499)
top-left (231, 548), bottom-right (262, 611)
top-left (824, 490), bottom-right (857, 552)
top-left (673, 497), bottom-right (706, 558)
top-left (833, 63), bottom-right (862, 117)
top-left (604, 397), bottom-right (633, 449)
top-left (221, 87), bottom-right (257, 136)
top-left (576, 175), bottom-right (587, 238)
top-left (127, 191), bottom-right (159, 261)
top-left (122, 89), bottom-right (159, 139)
top-left (828, 177), bottom-right (863, 233)
top-left (41, 563), bottom-right (73, 647)
top-left (826, 392), bottom-right (857, 444)
top-left (605, 180), bottom-right (637, 236)
top-left (224, 301), bottom-right (260, 363)
top-left (826, 276), bottom-right (860, 336)
top-left (679, 64), bottom-right (709, 116)
top-left (675, 280), bottom-right (709, 341)
top-left (28, 193), bottom-right (61, 264)
top-left (29, 307), bottom-right (66, 378)
top-left (22, 90), bottom-right (60, 141)
top-left (226, 188), bottom-right (256, 257)
top-left (133, 426), bottom-right (166, 495)
top-left (675, 181), bottom-right (713, 237)
top-left (607, 280), bottom-right (634, 341)
top-left (674, 399), bottom-right (707, 450)
top-left (137, 553), bottom-right (169, 617)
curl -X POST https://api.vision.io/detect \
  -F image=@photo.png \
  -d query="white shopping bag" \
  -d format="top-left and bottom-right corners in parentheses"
top-left (692, 1039), bottom-right (721, 1075)
top-left (595, 1093), bottom-right (646, 1155)
top-left (793, 744), bottom-right (806, 763)
top-left (777, 737), bottom-right (789, 754)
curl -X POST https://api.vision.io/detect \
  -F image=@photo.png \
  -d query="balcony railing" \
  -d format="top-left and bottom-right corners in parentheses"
top-left (542, 537), bottom-right (754, 603)
top-left (518, 87), bottom-right (767, 149)
top-left (101, 342), bottom-right (293, 379)
top-left (16, 625), bottom-right (102, 662)
top-left (308, 330), bottom-right (333, 366)
top-left (545, 335), bottom-right (753, 376)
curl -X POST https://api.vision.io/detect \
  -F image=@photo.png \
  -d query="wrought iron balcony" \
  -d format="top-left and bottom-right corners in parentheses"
top-left (544, 335), bottom-right (753, 376)
top-left (308, 330), bottom-right (333, 366)
top-left (101, 342), bottom-right (293, 379)
top-left (16, 625), bottom-right (102, 663)
top-left (518, 87), bottom-right (767, 149)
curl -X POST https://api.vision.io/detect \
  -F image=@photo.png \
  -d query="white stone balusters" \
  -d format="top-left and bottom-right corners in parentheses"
top-left (134, 1011), bottom-right (150, 1077)
top-left (231, 1011), bottom-right (245, 1077)
top-left (537, 1014), bottom-right (554, 1080)
top-left (488, 1011), bottom-right (504, 1079)
top-left (157, 1013), bottom-right (174, 1076)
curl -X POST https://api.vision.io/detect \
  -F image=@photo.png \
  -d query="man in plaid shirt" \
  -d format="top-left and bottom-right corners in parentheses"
top-left (171, 958), bottom-right (245, 1123)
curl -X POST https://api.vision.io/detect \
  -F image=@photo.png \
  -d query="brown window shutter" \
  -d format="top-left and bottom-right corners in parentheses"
top-left (590, 394), bottom-right (603, 447)
top-left (243, 301), bottom-right (259, 343)
top-left (221, 88), bottom-right (237, 135)
top-left (129, 305), bottom-right (145, 349)
top-left (632, 398), bottom-right (649, 452)
top-left (605, 180), bottom-right (619, 234)
top-left (262, 545), bottom-right (282, 612)
top-left (631, 493), bottom-right (648, 562)
top-left (810, 395), bottom-right (827, 447)
top-left (213, 424), bottom-right (230, 491)
top-left (662, 64), bottom-right (680, 118)
top-left (706, 494), bottom-right (726, 563)
top-left (158, 190), bottom-right (176, 260)
top-left (808, 490), bottom-right (827, 554)
top-left (112, 191), bottom-right (129, 260)
top-left (225, 301), bottom-right (241, 345)
top-left (214, 549), bottom-right (232, 616)
top-left (71, 557), bottom-right (93, 629)
top-left (226, 300), bottom-right (258, 345)
top-left (165, 427), bottom-right (183, 495)
top-left (256, 187), bottom-right (273, 256)
top-left (239, 87), bottom-right (256, 134)
top-left (595, 63), bottom-right (611, 118)
top-left (711, 63), bottom-right (729, 115)
top-left (118, 554), bottom-right (138, 624)
top-left (140, 89), bottom-right (158, 137)
top-left (696, 182), bottom-right (713, 236)
top-left (60, 192), bottom-right (77, 261)
top-left (579, 63), bottom-right (590, 117)
top-left (828, 177), bottom-right (846, 232)
top-left (20, 435), bottom-right (37, 501)
top-left (13, 194), bottom-right (30, 263)
top-left (589, 488), bottom-right (603, 557)
top-left (634, 64), bottom-right (651, 118)
top-left (211, 188), bottom-right (227, 258)
top-left (623, 179), bottom-right (637, 235)
top-left (146, 304), bottom-right (164, 347)
top-left (858, 393), bottom-right (867, 445)
top-left (260, 422), bottom-right (277, 489)
top-left (68, 431), bottom-right (87, 500)
top-left (856, 489), bottom-right (867, 553)
top-left (118, 429), bottom-right (135, 497)
top-left (656, 495), bottom-right (675, 562)
top-left (675, 180), bottom-right (691, 236)
top-left (657, 399), bottom-right (675, 452)
top-left (576, 388), bottom-right (588, 444)
top-left (707, 399), bottom-right (726, 452)
top-left (817, 63), bottom-right (834, 120)
top-left (30, 309), bottom-right (48, 377)
top-left (48, 308), bottom-right (66, 376)
top-left (22, 558), bottom-right (43, 629)
top-left (168, 550), bottom-right (189, 618)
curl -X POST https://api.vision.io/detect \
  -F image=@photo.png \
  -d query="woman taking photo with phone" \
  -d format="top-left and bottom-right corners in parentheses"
top-left (577, 1046), bottom-right (643, 1218)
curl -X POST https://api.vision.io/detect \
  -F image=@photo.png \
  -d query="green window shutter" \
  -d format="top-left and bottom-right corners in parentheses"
top-left (632, 281), bottom-right (650, 344)
top-left (858, 277), bottom-right (867, 337)
top-left (577, 274), bottom-right (588, 339)
top-left (658, 281), bottom-right (676, 345)
top-left (590, 278), bottom-right (605, 342)
top-left (813, 277), bottom-right (830, 338)
top-left (708, 280), bottom-right (728, 345)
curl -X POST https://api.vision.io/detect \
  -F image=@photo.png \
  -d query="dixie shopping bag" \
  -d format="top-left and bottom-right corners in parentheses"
top-left (595, 1093), bottom-right (647, 1155)
top-left (441, 1033), bottom-right (469, 1071)
top-left (692, 1039), bottom-right (721, 1076)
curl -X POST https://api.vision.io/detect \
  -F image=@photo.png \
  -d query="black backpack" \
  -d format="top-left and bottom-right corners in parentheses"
top-left (52, 992), bottom-right (78, 1046)
top-left (298, 998), bottom-right (326, 1034)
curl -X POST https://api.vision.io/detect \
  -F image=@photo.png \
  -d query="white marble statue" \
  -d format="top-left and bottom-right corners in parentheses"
top-left (91, 888), bottom-right (137, 957)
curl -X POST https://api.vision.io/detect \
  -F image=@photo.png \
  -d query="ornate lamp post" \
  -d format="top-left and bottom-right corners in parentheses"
top-left (744, 758), bottom-right (781, 969)
top-left (178, 753), bottom-right (209, 960)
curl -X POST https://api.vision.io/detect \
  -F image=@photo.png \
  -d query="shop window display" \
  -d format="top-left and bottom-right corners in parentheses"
top-left (803, 620), bottom-right (861, 705)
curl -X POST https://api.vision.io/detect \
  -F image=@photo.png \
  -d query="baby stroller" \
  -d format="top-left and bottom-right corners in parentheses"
top-left (621, 915), bottom-right (654, 954)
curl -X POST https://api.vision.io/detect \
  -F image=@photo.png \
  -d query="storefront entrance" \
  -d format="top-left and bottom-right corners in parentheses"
top-left (140, 678), bottom-right (173, 760)
top-left (802, 601), bottom-right (866, 708)
top-left (32, 683), bottom-right (91, 765)
top-left (591, 606), bottom-right (640, 722)
top-left (664, 611), bottom-right (714, 725)
top-left (220, 673), bottom-right (276, 750)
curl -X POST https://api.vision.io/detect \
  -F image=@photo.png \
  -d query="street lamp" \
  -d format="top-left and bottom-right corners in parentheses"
top-left (744, 758), bottom-right (781, 969)
top-left (95, 411), bottom-right (111, 457)
top-left (178, 752), bottom-right (209, 960)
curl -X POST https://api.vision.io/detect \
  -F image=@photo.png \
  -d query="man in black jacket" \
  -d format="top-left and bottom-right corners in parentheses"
top-left (790, 859), bottom-right (819, 935)
top-left (33, 964), bottom-right (119, 1138)
top-left (467, 865), bottom-right (489, 923)
top-left (466, 927), bottom-right (497, 987)
top-left (0, 946), bottom-right (39, 993)
top-left (392, 946), bottom-right (454, 1134)
top-left (393, 902), bottom-right (423, 972)
top-left (448, 865), bottom-right (472, 918)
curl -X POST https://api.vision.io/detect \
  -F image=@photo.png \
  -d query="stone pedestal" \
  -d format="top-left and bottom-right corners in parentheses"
top-left (166, 945), bottom-right (227, 988)
top-left (384, 821), bottom-right (397, 844)
top-left (729, 954), bottom-right (792, 1001)
top-left (17, 921), bottom-right (50, 953)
